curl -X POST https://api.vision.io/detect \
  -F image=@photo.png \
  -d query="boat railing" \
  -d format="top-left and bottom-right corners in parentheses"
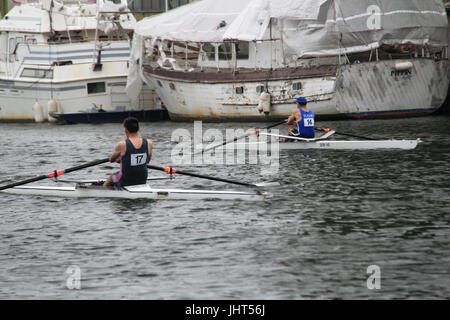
top-left (141, 35), bottom-right (448, 75)
top-left (46, 37), bottom-right (129, 45)
top-left (9, 37), bottom-right (130, 49)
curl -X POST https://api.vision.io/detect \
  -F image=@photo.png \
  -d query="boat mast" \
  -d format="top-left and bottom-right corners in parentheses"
top-left (269, 18), bottom-right (272, 71)
top-left (92, 0), bottom-right (101, 70)
top-left (333, 0), bottom-right (344, 89)
top-left (47, 0), bottom-right (55, 38)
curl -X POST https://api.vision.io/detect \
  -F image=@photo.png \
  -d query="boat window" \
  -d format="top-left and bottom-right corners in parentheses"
top-left (236, 42), bottom-right (249, 60)
top-left (235, 87), bottom-right (244, 94)
top-left (293, 82), bottom-right (302, 90)
top-left (87, 82), bottom-right (106, 94)
top-left (71, 35), bottom-right (84, 42)
top-left (26, 38), bottom-right (37, 44)
top-left (169, 83), bottom-right (176, 90)
top-left (218, 43), bottom-right (232, 61)
top-left (21, 68), bottom-right (54, 79)
top-left (53, 61), bottom-right (73, 66)
top-left (202, 43), bottom-right (216, 61)
top-left (256, 85), bottom-right (265, 93)
top-left (157, 80), bottom-right (163, 87)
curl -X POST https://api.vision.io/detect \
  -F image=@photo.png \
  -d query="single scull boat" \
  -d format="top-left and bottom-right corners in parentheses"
top-left (1, 184), bottom-right (267, 201)
top-left (230, 131), bottom-right (421, 150)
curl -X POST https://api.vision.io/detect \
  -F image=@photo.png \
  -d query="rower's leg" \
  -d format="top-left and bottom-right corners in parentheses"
top-left (103, 175), bottom-right (114, 187)
top-left (104, 171), bottom-right (121, 187)
top-left (282, 128), bottom-right (294, 142)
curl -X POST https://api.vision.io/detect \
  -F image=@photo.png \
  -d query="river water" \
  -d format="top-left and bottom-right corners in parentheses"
top-left (0, 115), bottom-right (449, 299)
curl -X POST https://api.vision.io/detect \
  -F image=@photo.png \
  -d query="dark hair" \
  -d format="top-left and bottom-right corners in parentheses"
top-left (123, 117), bottom-right (139, 133)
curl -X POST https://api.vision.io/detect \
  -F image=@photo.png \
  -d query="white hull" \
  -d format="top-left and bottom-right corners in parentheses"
top-left (1, 185), bottom-right (266, 201)
top-left (0, 46), bottom-right (158, 122)
top-left (0, 78), bottom-right (157, 121)
top-left (238, 139), bottom-right (420, 150)
top-left (144, 59), bottom-right (448, 121)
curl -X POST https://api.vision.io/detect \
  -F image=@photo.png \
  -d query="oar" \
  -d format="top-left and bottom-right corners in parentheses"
top-left (0, 158), bottom-right (109, 191)
top-left (148, 164), bottom-right (279, 188)
top-left (316, 127), bottom-right (385, 141)
top-left (195, 120), bottom-right (286, 155)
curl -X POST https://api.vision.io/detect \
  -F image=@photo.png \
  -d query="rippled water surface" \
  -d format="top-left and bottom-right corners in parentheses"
top-left (0, 116), bottom-right (449, 299)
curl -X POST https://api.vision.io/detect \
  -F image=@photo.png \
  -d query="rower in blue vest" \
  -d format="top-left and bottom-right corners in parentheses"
top-left (104, 117), bottom-right (152, 187)
top-left (286, 97), bottom-right (315, 139)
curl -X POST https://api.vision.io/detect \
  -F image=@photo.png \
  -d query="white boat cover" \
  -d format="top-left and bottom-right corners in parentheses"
top-left (126, 0), bottom-right (448, 98)
top-left (132, 0), bottom-right (447, 55)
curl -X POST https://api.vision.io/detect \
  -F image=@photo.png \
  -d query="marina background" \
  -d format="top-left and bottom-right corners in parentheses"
top-left (0, 0), bottom-right (449, 300)
top-left (0, 116), bottom-right (449, 299)
top-left (1, 0), bottom-right (450, 120)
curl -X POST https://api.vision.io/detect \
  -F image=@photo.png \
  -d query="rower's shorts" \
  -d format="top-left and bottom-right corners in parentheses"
top-left (112, 171), bottom-right (122, 183)
top-left (112, 171), bottom-right (122, 187)
top-left (291, 128), bottom-right (314, 138)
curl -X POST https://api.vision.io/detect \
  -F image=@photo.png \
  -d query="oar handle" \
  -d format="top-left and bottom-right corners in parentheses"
top-left (195, 133), bottom-right (250, 155)
top-left (147, 164), bottom-right (256, 188)
top-left (265, 120), bottom-right (287, 130)
top-left (63, 158), bottom-right (110, 174)
top-left (316, 127), bottom-right (379, 141)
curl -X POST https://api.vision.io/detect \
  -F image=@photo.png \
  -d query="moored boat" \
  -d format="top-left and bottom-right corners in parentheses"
top-left (0, 0), bottom-right (160, 123)
top-left (127, 0), bottom-right (448, 122)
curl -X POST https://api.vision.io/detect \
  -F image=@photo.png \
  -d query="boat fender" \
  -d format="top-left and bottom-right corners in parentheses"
top-left (33, 102), bottom-right (45, 123)
top-left (394, 61), bottom-right (413, 71)
top-left (47, 99), bottom-right (59, 123)
top-left (257, 92), bottom-right (271, 115)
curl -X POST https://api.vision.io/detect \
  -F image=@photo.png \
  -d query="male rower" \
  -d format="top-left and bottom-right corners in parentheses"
top-left (285, 97), bottom-right (315, 139)
top-left (104, 117), bottom-right (152, 187)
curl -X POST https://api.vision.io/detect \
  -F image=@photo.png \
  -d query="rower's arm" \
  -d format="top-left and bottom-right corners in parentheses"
top-left (286, 113), bottom-right (296, 125)
top-left (147, 139), bottom-right (153, 163)
top-left (110, 141), bottom-right (125, 163)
